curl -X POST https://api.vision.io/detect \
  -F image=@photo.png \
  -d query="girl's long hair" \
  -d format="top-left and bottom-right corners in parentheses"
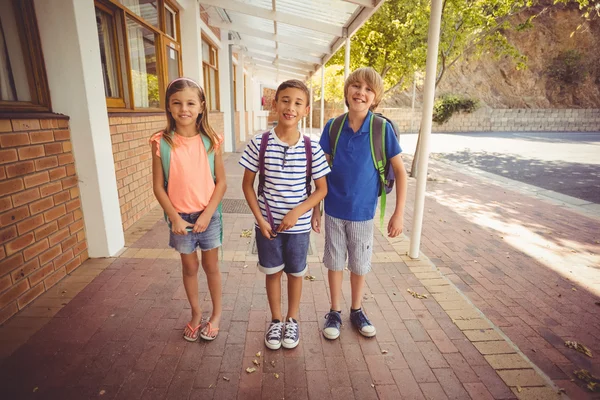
top-left (158, 78), bottom-right (219, 152)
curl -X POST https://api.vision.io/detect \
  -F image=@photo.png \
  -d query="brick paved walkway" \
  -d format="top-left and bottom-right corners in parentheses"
top-left (0, 146), bottom-right (597, 399)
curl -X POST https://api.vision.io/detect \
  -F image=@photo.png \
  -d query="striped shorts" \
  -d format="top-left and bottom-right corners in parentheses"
top-left (323, 213), bottom-right (374, 276)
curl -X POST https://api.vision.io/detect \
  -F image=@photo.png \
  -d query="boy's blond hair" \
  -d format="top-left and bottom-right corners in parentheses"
top-left (344, 67), bottom-right (384, 111)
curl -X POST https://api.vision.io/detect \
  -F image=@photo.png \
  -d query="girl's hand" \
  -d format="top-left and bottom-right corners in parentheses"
top-left (193, 212), bottom-right (212, 233)
top-left (277, 209), bottom-right (300, 232)
top-left (172, 216), bottom-right (193, 235)
top-left (258, 219), bottom-right (276, 240)
top-left (311, 208), bottom-right (321, 233)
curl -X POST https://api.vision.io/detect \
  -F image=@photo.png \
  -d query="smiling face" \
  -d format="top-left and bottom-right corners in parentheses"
top-left (346, 79), bottom-right (375, 114)
top-left (167, 87), bottom-right (204, 129)
top-left (273, 87), bottom-right (310, 128)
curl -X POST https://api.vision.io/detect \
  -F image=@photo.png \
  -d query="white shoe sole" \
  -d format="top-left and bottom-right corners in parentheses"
top-left (282, 340), bottom-right (299, 349)
top-left (358, 328), bottom-right (376, 338)
top-left (265, 339), bottom-right (282, 350)
top-left (323, 330), bottom-right (340, 340)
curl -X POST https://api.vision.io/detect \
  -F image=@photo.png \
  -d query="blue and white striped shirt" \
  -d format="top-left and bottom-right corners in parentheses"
top-left (239, 129), bottom-right (330, 234)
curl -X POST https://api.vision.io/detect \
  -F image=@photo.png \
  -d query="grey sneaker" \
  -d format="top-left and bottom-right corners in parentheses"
top-left (282, 318), bottom-right (300, 349)
top-left (322, 311), bottom-right (342, 340)
top-left (265, 320), bottom-right (284, 350)
top-left (350, 309), bottom-right (376, 337)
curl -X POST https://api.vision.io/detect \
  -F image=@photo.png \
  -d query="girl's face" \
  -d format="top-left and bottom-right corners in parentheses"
top-left (346, 79), bottom-right (375, 113)
top-left (168, 87), bottom-right (204, 128)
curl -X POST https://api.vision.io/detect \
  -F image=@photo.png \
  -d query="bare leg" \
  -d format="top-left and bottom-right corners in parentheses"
top-left (201, 248), bottom-right (222, 331)
top-left (181, 252), bottom-right (202, 338)
top-left (328, 270), bottom-right (344, 311)
top-left (266, 271), bottom-right (283, 321)
top-left (350, 272), bottom-right (366, 310)
top-left (286, 274), bottom-right (303, 320)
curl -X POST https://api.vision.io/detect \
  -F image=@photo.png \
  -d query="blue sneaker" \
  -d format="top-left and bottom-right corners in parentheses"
top-left (265, 320), bottom-right (284, 350)
top-left (282, 318), bottom-right (300, 349)
top-left (322, 311), bottom-right (342, 340)
top-left (350, 309), bottom-right (376, 338)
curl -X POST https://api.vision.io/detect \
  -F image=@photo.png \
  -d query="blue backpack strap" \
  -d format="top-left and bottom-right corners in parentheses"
top-left (159, 134), bottom-right (172, 223)
top-left (201, 134), bottom-right (224, 250)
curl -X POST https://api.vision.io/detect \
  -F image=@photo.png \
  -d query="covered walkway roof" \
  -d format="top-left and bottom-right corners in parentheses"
top-left (200, 0), bottom-right (385, 84)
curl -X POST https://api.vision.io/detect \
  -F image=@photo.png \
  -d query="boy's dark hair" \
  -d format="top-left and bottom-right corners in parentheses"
top-left (274, 79), bottom-right (310, 103)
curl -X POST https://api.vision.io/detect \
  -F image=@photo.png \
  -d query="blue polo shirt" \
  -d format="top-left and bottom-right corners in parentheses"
top-left (319, 111), bottom-right (402, 221)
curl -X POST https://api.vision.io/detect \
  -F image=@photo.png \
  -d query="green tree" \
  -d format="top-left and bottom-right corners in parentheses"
top-left (309, 64), bottom-right (345, 104)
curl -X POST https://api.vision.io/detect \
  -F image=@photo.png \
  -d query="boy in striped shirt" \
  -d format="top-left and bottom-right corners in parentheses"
top-left (240, 80), bottom-right (330, 350)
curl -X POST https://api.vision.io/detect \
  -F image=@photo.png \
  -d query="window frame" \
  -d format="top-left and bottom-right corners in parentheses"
top-left (94, 0), bottom-right (182, 112)
top-left (0, 0), bottom-right (51, 113)
top-left (202, 35), bottom-right (220, 112)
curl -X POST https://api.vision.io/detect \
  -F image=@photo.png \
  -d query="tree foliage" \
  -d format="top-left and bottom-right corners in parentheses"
top-left (308, 65), bottom-right (345, 103)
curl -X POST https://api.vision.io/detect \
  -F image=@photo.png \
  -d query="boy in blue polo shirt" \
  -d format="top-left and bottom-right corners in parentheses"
top-left (240, 79), bottom-right (330, 350)
top-left (312, 67), bottom-right (407, 339)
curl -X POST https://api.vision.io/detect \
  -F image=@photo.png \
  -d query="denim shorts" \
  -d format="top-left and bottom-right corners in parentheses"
top-left (255, 227), bottom-right (310, 276)
top-left (169, 211), bottom-right (221, 254)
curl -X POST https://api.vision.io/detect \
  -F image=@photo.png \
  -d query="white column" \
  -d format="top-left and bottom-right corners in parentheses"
top-left (218, 31), bottom-right (234, 152)
top-left (245, 72), bottom-right (254, 134)
top-left (320, 66), bottom-right (325, 133)
top-left (34, 0), bottom-right (124, 257)
top-left (180, 0), bottom-right (204, 86)
top-left (309, 82), bottom-right (313, 131)
top-left (344, 37), bottom-right (350, 112)
top-left (236, 54), bottom-right (246, 142)
top-left (409, 0), bottom-right (443, 259)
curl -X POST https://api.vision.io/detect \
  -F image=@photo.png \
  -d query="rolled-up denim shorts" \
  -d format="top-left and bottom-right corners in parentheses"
top-left (169, 211), bottom-right (221, 254)
top-left (255, 227), bottom-right (309, 277)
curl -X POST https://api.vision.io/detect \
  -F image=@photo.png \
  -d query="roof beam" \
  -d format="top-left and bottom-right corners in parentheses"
top-left (246, 55), bottom-right (315, 71)
top-left (342, 0), bottom-right (375, 7)
top-left (236, 43), bottom-right (322, 64)
top-left (249, 64), bottom-right (307, 78)
top-left (250, 59), bottom-right (310, 74)
top-left (209, 20), bottom-right (331, 54)
top-left (199, 0), bottom-right (343, 37)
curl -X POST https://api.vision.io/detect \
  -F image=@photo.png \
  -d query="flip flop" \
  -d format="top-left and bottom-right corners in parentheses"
top-left (183, 322), bottom-right (202, 342)
top-left (200, 321), bottom-right (219, 341)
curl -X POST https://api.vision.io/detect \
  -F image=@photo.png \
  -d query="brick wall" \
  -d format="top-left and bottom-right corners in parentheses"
top-left (379, 108), bottom-right (600, 133)
top-left (0, 117), bottom-right (88, 324)
top-left (208, 111), bottom-right (224, 142)
top-left (109, 114), bottom-right (165, 231)
top-left (199, 6), bottom-right (220, 38)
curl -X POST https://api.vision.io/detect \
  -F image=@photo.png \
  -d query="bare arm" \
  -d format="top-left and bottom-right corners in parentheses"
top-left (242, 168), bottom-right (275, 238)
top-left (388, 154), bottom-right (408, 237)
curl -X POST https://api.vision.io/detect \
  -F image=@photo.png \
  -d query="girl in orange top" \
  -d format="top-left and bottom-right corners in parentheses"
top-left (150, 78), bottom-right (226, 342)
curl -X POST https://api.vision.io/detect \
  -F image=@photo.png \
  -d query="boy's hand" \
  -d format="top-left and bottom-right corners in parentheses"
top-left (277, 209), bottom-right (300, 232)
top-left (193, 212), bottom-right (211, 233)
top-left (311, 208), bottom-right (321, 233)
top-left (388, 212), bottom-right (404, 238)
top-left (258, 219), bottom-right (276, 240)
top-left (172, 216), bottom-right (193, 235)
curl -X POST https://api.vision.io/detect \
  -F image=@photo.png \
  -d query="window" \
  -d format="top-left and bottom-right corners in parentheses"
top-left (0, 0), bottom-right (50, 112)
top-left (232, 64), bottom-right (237, 111)
top-left (94, 0), bottom-right (182, 110)
top-left (202, 37), bottom-right (219, 111)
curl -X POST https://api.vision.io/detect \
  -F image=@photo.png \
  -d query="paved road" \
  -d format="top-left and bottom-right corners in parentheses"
top-left (397, 131), bottom-right (600, 204)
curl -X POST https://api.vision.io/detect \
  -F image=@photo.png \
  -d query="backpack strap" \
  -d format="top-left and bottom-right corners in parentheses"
top-left (328, 113), bottom-right (347, 165)
top-left (369, 115), bottom-right (388, 229)
top-left (303, 135), bottom-right (312, 197)
top-left (257, 132), bottom-right (276, 231)
top-left (202, 135), bottom-right (216, 180)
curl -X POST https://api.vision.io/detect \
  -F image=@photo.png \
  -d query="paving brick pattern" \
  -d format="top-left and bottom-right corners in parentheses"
top-left (1, 149), bottom-right (594, 399)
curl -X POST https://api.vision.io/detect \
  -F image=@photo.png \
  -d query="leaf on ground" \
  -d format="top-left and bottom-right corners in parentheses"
top-left (557, 388), bottom-right (566, 394)
top-left (271, 360), bottom-right (276, 367)
top-left (381, 350), bottom-right (388, 354)
top-left (223, 376), bottom-right (230, 381)
top-left (371, 383), bottom-right (375, 388)
top-left (572, 287), bottom-right (577, 291)
top-left (243, 265), bottom-right (248, 269)
top-left (240, 229), bottom-right (252, 238)
top-left (99, 390), bottom-right (106, 395)
top-left (517, 386), bottom-right (522, 393)
top-left (209, 384), bottom-right (213, 388)
top-left (246, 367), bottom-right (256, 374)
top-left (33, 387), bottom-right (38, 393)
top-left (256, 351), bottom-right (261, 357)
top-left (274, 373), bottom-right (279, 379)
top-left (304, 275), bottom-right (316, 281)
top-left (253, 359), bottom-right (260, 366)
top-left (566, 341), bottom-right (592, 357)
top-left (407, 289), bottom-right (428, 299)
top-left (574, 369), bottom-right (600, 392)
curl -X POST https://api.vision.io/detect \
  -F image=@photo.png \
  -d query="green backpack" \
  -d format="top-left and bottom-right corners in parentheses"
top-left (159, 132), bottom-right (223, 242)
